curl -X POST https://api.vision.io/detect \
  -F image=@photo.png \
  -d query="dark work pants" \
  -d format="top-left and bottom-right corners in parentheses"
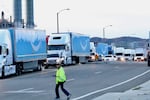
top-left (55, 82), bottom-right (70, 98)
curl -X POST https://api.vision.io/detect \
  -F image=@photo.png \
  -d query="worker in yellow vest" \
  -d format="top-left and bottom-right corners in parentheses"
top-left (55, 59), bottom-right (71, 100)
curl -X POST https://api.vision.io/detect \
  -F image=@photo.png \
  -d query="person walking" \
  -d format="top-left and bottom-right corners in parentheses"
top-left (55, 59), bottom-right (71, 100)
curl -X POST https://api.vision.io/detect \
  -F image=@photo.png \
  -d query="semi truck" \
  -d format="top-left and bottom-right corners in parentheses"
top-left (124, 49), bottom-right (135, 61)
top-left (115, 47), bottom-right (125, 61)
top-left (134, 48), bottom-right (147, 61)
top-left (0, 28), bottom-right (46, 78)
top-left (47, 32), bottom-right (90, 65)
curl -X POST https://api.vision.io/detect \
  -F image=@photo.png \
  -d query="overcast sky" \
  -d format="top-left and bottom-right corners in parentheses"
top-left (0, 0), bottom-right (150, 39)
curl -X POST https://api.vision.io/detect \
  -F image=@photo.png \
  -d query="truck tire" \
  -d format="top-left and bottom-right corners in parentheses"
top-left (148, 60), bottom-right (150, 67)
top-left (16, 64), bottom-right (22, 76)
top-left (45, 65), bottom-right (49, 69)
top-left (37, 64), bottom-right (42, 71)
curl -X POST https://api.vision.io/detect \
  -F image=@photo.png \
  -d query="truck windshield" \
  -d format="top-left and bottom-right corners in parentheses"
top-left (0, 46), bottom-right (1, 55)
top-left (47, 54), bottom-right (59, 58)
top-left (116, 53), bottom-right (123, 56)
top-left (124, 54), bottom-right (130, 56)
top-left (136, 54), bottom-right (143, 56)
top-left (48, 45), bottom-right (65, 50)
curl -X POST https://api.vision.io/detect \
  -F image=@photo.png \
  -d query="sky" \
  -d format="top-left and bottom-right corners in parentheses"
top-left (0, 0), bottom-right (150, 39)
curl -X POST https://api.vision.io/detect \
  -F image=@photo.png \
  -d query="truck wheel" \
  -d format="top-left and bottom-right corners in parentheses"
top-left (148, 61), bottom-right (150, 67)
top-left (16, 64), bottom-right (22, 76)
top-left (1, 66), bottom-right (5, 78)
top-left (37, 64), bottom-right (42, 71)
top-left (45, 64), bottom-right (49, 69)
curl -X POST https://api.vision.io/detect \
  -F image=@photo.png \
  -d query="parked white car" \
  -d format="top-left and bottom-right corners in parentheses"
top-left (98, 54), bottom-right (104, 61)
top-left (104, 55), bottom-right (115, 61)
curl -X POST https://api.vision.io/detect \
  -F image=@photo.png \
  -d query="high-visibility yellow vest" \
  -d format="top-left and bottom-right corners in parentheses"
top-left (56, 66), bottom-right (66, 84)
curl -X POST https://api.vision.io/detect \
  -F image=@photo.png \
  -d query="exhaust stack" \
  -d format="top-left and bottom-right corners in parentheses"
top-left (14, 0), bottom-right (22, 28)
top-left (26, 0), bottom-right (34, 28)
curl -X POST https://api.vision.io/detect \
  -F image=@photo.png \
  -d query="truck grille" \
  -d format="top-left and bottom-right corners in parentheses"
top-left (48, 60), bottom-right (56, 64)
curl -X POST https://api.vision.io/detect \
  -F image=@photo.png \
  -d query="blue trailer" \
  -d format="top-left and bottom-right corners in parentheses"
top-left (47, 32), bottom-right (90, 65)
top-left (71, 33), bottom-right (90, 63)
top-left (96, 43), bottom-right (108, 56)
top-left (0, 28), bottom-right (46, 78)
top-left (71, 33), bottom-right (90, 56)
top-left (108, 45), bottom-right (114, 55)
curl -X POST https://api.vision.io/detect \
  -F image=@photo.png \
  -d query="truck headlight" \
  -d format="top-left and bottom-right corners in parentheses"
top-left (134, 57), bottom-right (137, 60)
top-left (121, 57), bottom-right (125, 61)
top-left (141, 57), bottom-right (144, 60)
top-left (91, 56), bottom-right (95, 60)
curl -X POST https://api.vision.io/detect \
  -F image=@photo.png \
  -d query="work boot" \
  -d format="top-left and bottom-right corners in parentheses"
top-left (67, 94), bottom-right (71, 100)
top-left (54, 97), bottom-right (60, 100)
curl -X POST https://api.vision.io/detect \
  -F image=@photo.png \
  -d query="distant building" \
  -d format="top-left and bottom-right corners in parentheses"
top-left (0, 11), bottom-right (13, 28)
top-left (130, 41), bottom-right (147, 49)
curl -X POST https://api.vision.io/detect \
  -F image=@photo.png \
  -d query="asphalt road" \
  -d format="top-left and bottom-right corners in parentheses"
top-left (0, 61), bottom-right (150, 100)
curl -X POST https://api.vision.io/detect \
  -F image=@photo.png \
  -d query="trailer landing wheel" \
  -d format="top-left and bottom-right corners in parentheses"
top-left (37, 64), bottom-right (42, 71)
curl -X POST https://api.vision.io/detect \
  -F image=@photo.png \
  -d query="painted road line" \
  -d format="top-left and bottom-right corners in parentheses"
top-left (3, 88), bottom-right (34, 93)
top-left (3, 88), bottom-right (45, 94)
top-left (114, 66), bottom-right (120, 69)
top-left (67, 78), bottom-right (75, 82)
top-left (39, 69), bottom-right (56, 75)
top-left (17, 88), bottom-right (34, 92)
top-left (71, 69), bottom-right (150, 100)
top-left (16, 90), bottom-right (45, 93)
top-left (95, 71), bottom-right (102, 74)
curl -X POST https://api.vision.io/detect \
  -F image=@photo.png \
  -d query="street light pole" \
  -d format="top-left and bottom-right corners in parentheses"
top-left (57, 8), bottom-right (70, 34)
top-left (57, 12), bottom-right (59, 34)
top-left (103, 25), bottom-right (112, 42)
top-left (103, 27), bottom-right (105, 40)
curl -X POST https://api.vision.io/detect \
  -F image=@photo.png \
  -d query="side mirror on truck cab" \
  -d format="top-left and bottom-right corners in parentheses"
top-left (6, 48), bottom-right (9, 55)
top-left (65, 46), bottom-right (69, 51)
top-left (0, 46), bottom-right (2, 55)
top-left (3, 47), bottom-right (9, 58)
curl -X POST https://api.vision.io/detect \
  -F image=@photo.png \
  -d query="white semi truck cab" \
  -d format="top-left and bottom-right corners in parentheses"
top-left (46, 32), bottom-right (90, 66)
top-left (124, 49), bottom-right (135, 61)
top-left (134, 48), bottom-right (146, 61)
top-left (0, 44), bottom-right (8, 58)
top-left (46, 50), bottom-right (67, 65)
top-left (115, 47), bottom-right (125, 61)
top-left (0, 43), bottom-right (16, 77)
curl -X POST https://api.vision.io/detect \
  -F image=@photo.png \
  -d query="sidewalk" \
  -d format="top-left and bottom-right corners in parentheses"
top-left (93, 80), bottom-right (150, 100)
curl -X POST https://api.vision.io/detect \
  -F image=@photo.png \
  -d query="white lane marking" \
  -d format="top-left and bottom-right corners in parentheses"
top-left (67, 78), bottom-right (75, 82)
top-left (95, 71), bottom-right (102, 74)
top-left (39, 69), bottom-right (56, 75)
top-left (3, 88), bottom-right (45, 94)
top-left (3, 88), bottom-right (33, 93)
top-left (114, 66), bottom-right (120, 69)
top-left (71, 69), bottom-right (150, 100)
top-left (17, 88), bottom-right (34, 92)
